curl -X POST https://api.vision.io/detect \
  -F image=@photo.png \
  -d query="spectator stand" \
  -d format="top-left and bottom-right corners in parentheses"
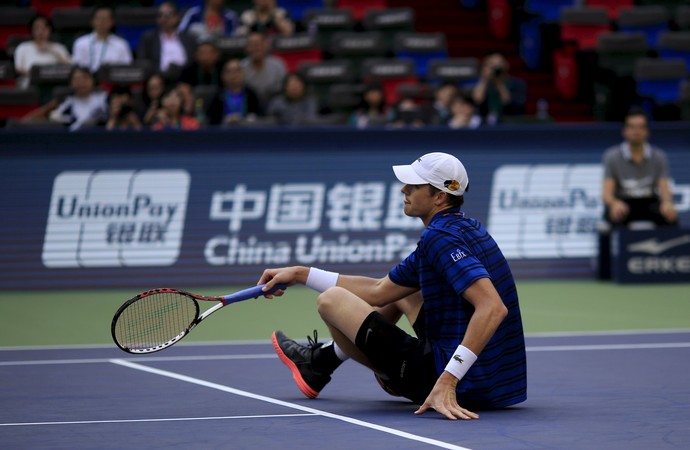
top-left (271, 32), bottom-right (322, 73)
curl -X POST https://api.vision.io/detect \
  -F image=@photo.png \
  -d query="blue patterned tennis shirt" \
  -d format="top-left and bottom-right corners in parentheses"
top-left (389, 208), bottom-right (527, 408)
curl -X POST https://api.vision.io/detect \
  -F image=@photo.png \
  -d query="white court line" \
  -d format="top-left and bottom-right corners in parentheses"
top-left (2, 329), bottom-right (689, 351)
top-left (110, 359), bottom-right (472, 450)
top-left (527, 342), bottom-right (690, 351)
top-left (2, 342), bottom-right (690, 367)
top-left (0, 354), bottom-right (275, 366)
top-left (0, 414), bottom-right (315, 427)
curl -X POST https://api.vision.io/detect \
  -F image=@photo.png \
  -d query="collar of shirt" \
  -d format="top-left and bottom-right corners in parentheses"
top-left (621, 142), bottom-right (652, 160)
top-left (430, 207), bottom-right (464, 226)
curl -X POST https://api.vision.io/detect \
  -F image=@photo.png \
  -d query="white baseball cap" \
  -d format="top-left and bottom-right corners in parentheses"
top-left (392, 152), bottom-right (469, 196)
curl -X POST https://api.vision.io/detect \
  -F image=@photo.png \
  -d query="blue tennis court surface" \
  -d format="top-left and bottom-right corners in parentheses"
top-left (2, 331), bottom-right (689, 449)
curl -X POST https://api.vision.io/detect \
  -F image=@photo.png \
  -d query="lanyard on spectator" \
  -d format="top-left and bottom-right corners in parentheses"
top-left (90, 34), bottom-right (109, 71)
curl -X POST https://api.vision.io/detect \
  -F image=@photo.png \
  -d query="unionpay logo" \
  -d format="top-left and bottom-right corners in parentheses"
top-left (42, 170), bottom-right (190, 268)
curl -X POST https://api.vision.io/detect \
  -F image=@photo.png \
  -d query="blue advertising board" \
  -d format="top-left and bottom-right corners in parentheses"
top-left (1, 125), bottom-right (689, 290)
top-left (612, 228), bottom-right (690, 283)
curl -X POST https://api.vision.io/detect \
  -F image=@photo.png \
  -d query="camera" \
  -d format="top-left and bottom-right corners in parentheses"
top-left (492, 66), bottom-right (505, 78)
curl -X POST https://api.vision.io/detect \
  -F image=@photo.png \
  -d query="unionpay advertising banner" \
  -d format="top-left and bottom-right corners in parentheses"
top-left (2, 127), bottom-right (688, 289)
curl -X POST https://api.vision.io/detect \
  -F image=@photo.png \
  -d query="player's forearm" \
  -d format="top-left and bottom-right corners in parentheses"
top-left (461, 302), bottom-right (507, 355)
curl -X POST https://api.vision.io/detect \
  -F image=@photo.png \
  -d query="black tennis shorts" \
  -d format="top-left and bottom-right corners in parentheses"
top-left (355, 311), bottom-right (438, 404)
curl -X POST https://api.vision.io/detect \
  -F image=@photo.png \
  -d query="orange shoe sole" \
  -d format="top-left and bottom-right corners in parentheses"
top-left (272, 332), bottom-right (320, 399)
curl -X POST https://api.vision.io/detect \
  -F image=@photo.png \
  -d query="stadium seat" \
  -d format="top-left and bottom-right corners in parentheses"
top-left (213, 35), bottom-right (248, 61)
top-left (524, 0), bottom-right (575, 22)
top-left (553, 44), bottom-right (579, 100)
top-left (298, 60), bottom-right (357, 109)
top-left (635, 0), bottom-right (686, 17)
top-left (0, 86), bottom-right (40, 121)
top-left (584, 0), bottom-right (633, 20)
top-left (336, 0), bottom-right (388, 22)
top-left (393, 32), bottom-right (448, 78)
top-left (0, 7), bottom-right (35, 50)
top-left (114, 7), bottom-right (158, 51)
top-left (4, 34), bottom-right (31, 59)
top-left (560, 7), bottom-right (610, 51)
top-left (278, 0), bottom-right (325, 23)
top-left (677, 6), bottom-right (690, 31)
top-left (326, 82), bottom-right (365, 115)
top-left (361, 57), bottom-right (417, 105)
top-left (634, 57), bottom-right (688, 103)
top-left (154, 0), bottom-right (203, 9)
top-left (329, 32), bottom-right (387, 75)
top-left (29, 63), bottom-right (72, 103)
top-left (658, 31), bottom-right (690, 70)
top-left (0, 60), bottom-right (16, 87)
top-left (361, 8), bottom-right (415, 51)
top-left (303, 9), bottom-right (355, 50)
top-left (426, 57), bottom-right (479, 88)
top-left (519, 17), bottom-right (543, 70)
top-left (618, 6), bottom-right (669, 48)
top-left (51, 7), bottom-right (93, 49)
top-left (596, 32), bottom-right (649, 77)
top-left (97, 61), bottom-right (153, 92)
top-left (488, 0), bottom-right (512, 40)
top-left (30, 0), bottom-right (81, 17)
top-left (271, 33), bottom-right (322, 73)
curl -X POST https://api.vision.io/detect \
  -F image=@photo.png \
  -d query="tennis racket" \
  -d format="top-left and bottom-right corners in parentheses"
top-left (111, 283), bottom-right (287, 354)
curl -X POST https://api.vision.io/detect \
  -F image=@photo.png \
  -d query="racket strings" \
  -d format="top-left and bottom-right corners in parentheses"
top-left (115, 292), bottom-right (197, 351)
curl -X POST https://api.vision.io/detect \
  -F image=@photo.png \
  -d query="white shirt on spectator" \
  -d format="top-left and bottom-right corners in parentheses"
top-left (159, 32), bottom-right (187, 72)
top-left (49, 91), bottom-right (109, 131)
top-left (14, 41), bottom-right (71, 88)
top-left (72, 32), bottom-right (132, 72)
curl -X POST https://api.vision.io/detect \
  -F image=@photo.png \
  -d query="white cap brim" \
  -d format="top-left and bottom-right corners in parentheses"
top-left (393, 164), bottom-right (428, 185)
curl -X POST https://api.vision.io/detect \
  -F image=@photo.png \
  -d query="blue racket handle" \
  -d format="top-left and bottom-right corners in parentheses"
top-left (221, 283), bottom-right (288, 305)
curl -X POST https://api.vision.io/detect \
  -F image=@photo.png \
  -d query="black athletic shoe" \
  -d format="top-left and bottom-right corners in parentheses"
top-left (272, 330), bottom-right (332, 399)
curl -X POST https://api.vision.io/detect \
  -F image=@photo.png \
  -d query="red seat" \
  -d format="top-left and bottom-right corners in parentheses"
top-left (0, 8), bottom-right (35, 50)
top-left (0, 87), bottom-right (40, 121)
top-left (30, 0), bottom-right (82, 17)
top-left (584, 0), bottom-right (634, 20)
top-left (336, 0), bottom-right (387, 22)
top-left (272, 33), bottom-right (323, 73)
top-left (488, 0), bottom-right (512, 40)
top-left (560, 7), bottom-right (611, 50)
top-left (361, 58), bottom-right (418, 106)
top-left (553, 45), bottom-right (579, 100)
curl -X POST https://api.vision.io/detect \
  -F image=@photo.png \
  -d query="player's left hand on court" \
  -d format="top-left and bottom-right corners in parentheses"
top-left (415, 372), bottom-right (479, 420)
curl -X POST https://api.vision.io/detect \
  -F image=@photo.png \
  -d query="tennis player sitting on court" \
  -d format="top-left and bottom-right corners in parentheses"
top-left (259, 152), bottom-right (527, 420)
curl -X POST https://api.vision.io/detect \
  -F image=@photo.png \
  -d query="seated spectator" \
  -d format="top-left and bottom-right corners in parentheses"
top-left (179, 0), bottom-right (239, 41)
top-left (265, 72), bottom-right (318, 125)
top-left (447, 93), bottom-right (481, 129)
top-left (151, 89), bottom-right (201, 131)
top-left (72, 6), bottom-right (133, 73)
top-left (177, 40), bottom-right (224, 115)
top-left (21, 67), bottom-right (108, 131)
top-left (138, 73), bottom-right (169, 127)
top-left (349, 83), bottom-right (391, 129)
top-left (237, 0), bottom-right (294, 37)
top-left (423, 83), bottom-right (459, 125)
top-left (389, 97), bottom-right (425, 128)
top-left (106, 85), bottom-right (143, 131)
top-left (137, 2), bottom-right (197, 80)
top-left (13, 15), bottom-right (71, 89)
top-left (471, 52), bottom-right (526, 125)
top-left (206, 58), bottom-right (262, 126)
top-left (240, 32), bottom-right (286, 110)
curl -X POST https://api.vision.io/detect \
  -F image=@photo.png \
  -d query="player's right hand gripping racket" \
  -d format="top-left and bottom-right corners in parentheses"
top-left (111, 284), bottom-right (287, 354)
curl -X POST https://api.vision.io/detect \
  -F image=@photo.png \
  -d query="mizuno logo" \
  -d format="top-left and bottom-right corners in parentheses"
top-left (627, 235), bottom-right (690, 255)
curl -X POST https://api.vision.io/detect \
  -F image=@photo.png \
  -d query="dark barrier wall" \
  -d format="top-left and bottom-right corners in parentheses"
top-left (2, 125), bottom-right (689, 289)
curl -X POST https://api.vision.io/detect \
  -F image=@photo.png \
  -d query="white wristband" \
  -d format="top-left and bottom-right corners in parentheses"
top-left (305, 267), bottom-right (339, 292)
top-left (444, 345), bottom-right (478, 381)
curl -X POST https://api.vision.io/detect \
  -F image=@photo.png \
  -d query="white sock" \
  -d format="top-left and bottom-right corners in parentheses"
top-left (331, 341), bottom-right (350, 362)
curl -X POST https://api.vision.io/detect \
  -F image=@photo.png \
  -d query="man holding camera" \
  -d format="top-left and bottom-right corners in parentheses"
top-left (471, 52), bottom-right (527, 125)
